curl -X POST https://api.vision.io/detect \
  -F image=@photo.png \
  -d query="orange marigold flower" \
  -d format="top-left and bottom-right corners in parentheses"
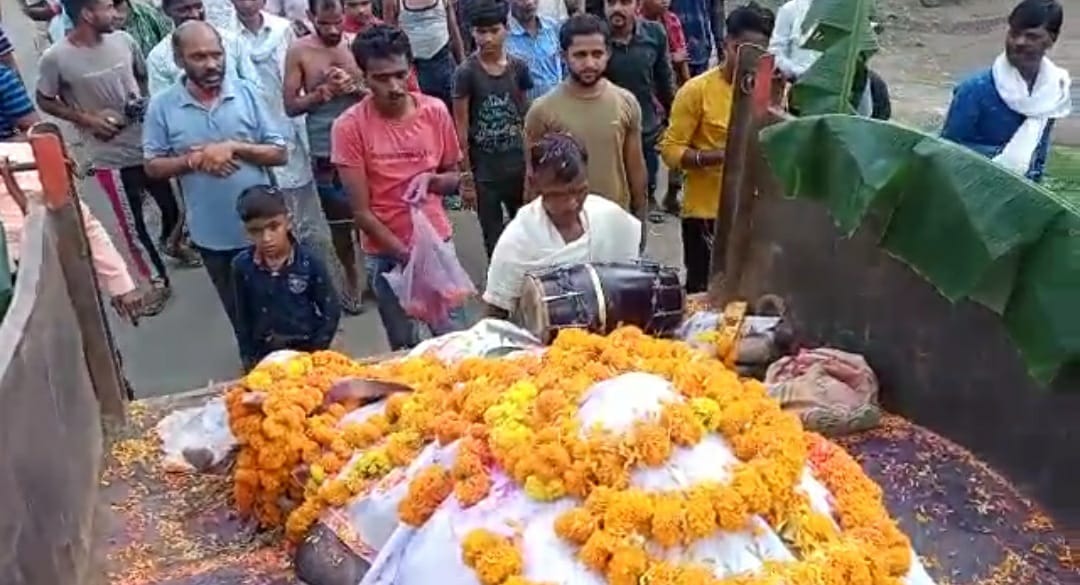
top-left (455, 473), bottom-right (492, 507)
top-left (553, 507), bottom-right (597, 545)
top-left (606, 541), bottom-right (649, 585)
top-left (398, 465), bottom-right (454, 527)
top-left (461, 529), bottom-right (523, 585)
top-left (633, 421), bottom-right (673, 467)
top-left (650, 492), bottom-right (685, 548)
top-left (578, 529), bottom-right (619, 572)
top-left (661, 402), bottom-right (705, 446)
top-left (603, 489), bottom-right (653, 537)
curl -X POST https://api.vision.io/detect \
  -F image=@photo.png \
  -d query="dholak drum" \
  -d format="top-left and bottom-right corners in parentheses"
top-left (517, 261), bottom-right (685, 344)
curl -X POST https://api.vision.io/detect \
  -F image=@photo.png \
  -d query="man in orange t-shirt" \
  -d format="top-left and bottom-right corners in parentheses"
top-left (332, 24), bottom-right (467, 350)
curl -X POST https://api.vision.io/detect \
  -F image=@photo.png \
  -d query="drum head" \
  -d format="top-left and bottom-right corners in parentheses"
top-left (515, 276), bottom-right (550, 342)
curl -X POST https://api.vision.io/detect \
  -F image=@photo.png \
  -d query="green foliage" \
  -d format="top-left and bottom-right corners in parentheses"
top-left (760, 115), bottom-right (1080, 386)
top-left (790, 0), bottom-right (878, 115)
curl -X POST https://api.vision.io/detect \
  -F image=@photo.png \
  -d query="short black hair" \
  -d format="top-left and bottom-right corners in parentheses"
top-left (725, 2), bottom-right (774, 40)
top-left (469, 0), bottom-right (508, 29)
top-left (63, 0), bottom-right (97, 19)
top-left (309, 0), bottom-right (343, 15)
top-left (161, 0), bottom-right (195, 11)
top-left (530, 132), bottom-right (588, 183)
top-left (1008, 0), bottom-right (1063, 39)
top-left (237, 185), bottom-right (288, 222)
top-left (558, 13), bottom-right (609, 52)
top-left (352, 24), bottom-right (413, 69)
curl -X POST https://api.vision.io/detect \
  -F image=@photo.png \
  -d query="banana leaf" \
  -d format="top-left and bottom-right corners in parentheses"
top-left (791, 0), bottom-right (878, 115)
top-left (759, 114), bottom-right (1080, 387)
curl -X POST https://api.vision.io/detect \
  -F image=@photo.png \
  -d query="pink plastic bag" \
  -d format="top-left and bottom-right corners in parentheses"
top-left (383, 175), bottom-right (475, 326)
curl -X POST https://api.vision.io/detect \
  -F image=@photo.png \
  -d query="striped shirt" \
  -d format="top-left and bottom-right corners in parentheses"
top-left (0, 66), bottom-right (34, 139)
top-left (0, 27), bottom-right (13, 57)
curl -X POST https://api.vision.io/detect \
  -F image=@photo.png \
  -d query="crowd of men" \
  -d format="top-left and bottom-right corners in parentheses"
top-left (0, 0), bottom-right (1069, 369)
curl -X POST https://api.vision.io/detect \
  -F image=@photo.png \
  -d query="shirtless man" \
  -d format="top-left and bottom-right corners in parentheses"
top-left (284, 0), bottom-right (366, 312)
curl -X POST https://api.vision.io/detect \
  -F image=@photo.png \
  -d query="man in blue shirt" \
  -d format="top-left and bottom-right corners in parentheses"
top-left (941, 0), bottom-right (1070, 183)
top-left (143, 20), bottom-right (287, 351)
top-left (506, 0), bottom-right (563, 100)
top-left (0, 66), bottom-right (38, 139)
top-left (669, 0), bottom-right (722, 76)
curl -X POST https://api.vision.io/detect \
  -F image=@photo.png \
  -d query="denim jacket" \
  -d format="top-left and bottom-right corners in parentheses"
top-left (231, 240), bottom-right (341, 368)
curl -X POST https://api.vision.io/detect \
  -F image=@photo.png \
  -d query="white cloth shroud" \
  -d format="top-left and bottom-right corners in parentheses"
top-left (482, 194), bottom-right (642, 311)
top-left (991, 53), bottom-right (1072, 175)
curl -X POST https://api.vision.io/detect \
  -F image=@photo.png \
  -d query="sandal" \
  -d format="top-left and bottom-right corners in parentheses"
top-left (139, 281), bottom-right (171, 317)
top-left (342, 291), bottom-right (365, 316)
top-left (164, 243), bottom-right (203, 268)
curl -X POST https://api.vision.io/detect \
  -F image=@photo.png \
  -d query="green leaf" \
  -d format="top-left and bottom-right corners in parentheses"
top-left (791, 0), bottom-right (878, 115)
top-left (760, 115), bottom-right (1076, 386)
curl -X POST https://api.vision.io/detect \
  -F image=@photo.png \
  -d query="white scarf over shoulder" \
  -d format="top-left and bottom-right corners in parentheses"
top-left (991, 53), bottom-right (1072, 175)
top-left (482, 195), bottom-right (642, 312)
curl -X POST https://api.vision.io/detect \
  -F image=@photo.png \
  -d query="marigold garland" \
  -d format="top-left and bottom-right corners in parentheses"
top-left (225, 327), bottom-right (912, 585)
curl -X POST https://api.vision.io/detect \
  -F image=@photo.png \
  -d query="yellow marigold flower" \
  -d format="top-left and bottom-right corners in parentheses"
top-left (461, 528), bottom-right (502, 567)
top-left (243, 370), bottom-right (273, 391)
top-left (283, 356), bottom-right (311, 378)
top-left (386, 430), bottom-right (423, 466)
top-left (524, 475), bottom-right (566, 501)
top-left (689, 397), bottom-right (722, 432)
top-left (309, 463), bottom-right (326, 484)
top-left (342, 420), bottom-right (384, 449)
top-left (353, 449), bottom-right (392, 479)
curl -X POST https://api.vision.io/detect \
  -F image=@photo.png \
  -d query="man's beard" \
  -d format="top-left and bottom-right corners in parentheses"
top-left (569, 69), bottom-right (600, 87)
top-left (510, 6), bottom-right (534, 23)
top-left (191, 68), bottom-right (224, 87)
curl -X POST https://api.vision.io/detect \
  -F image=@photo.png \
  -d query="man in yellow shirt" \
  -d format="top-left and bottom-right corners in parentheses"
top-left (659, 4), bottom-right (772, 293)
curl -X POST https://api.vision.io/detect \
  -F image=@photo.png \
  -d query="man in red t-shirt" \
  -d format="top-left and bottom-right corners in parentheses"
top-left (332, 24), bottom-right (468, 349)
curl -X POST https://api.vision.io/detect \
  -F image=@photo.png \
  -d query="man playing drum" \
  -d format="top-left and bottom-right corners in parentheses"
top-left (483, 132), bottom-right (643, 319)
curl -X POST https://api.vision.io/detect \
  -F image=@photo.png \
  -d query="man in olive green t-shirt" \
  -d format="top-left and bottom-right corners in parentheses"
top-left (523, 13), bottom-right (647, 228)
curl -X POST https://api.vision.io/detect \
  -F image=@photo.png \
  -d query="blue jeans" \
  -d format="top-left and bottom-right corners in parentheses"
top-left (366, 252), bottom-right (468, 350)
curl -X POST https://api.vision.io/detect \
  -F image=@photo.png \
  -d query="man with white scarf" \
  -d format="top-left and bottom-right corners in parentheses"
top-left (483, 132), bottom-right (642, 319)
top-left (942, 0), bottom-right (1070, 182)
